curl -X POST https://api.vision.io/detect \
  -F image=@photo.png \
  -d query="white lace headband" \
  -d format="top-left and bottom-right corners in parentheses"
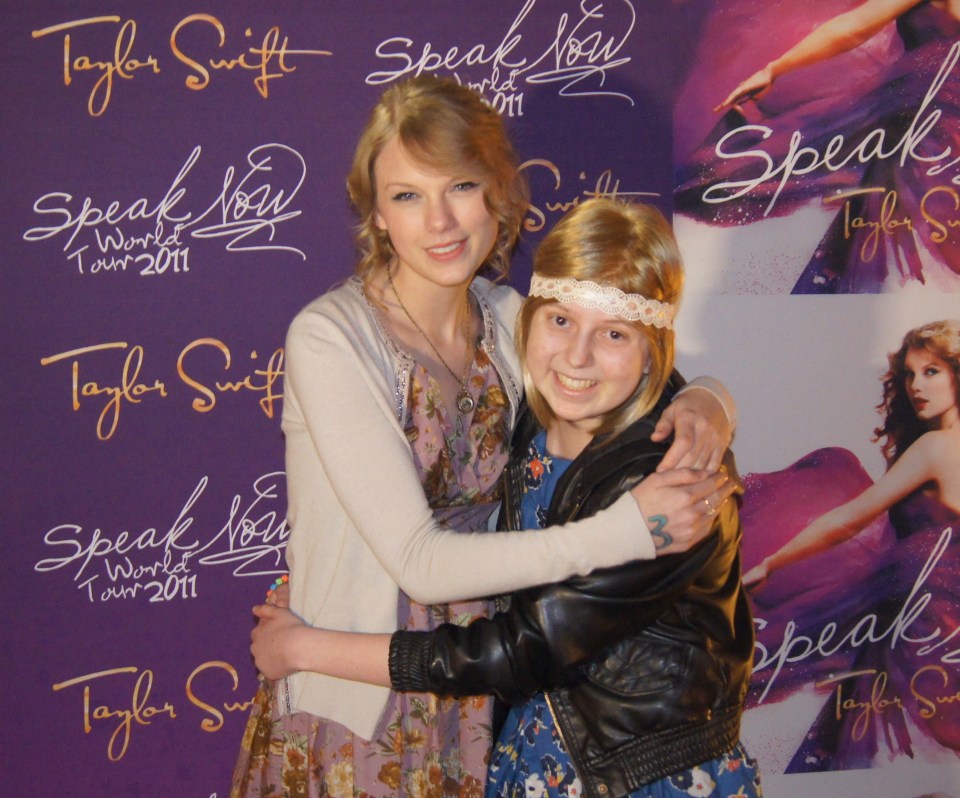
top-left (528, 274), bottom-right (675, 329)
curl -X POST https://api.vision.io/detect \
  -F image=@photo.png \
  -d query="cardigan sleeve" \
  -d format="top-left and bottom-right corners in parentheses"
top-left (678, 376), bottom-right (738, 431)
top-left (283, 310), bottom-right (657, 606)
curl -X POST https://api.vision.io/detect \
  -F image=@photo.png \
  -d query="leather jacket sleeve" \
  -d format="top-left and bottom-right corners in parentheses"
top-left (390, 454), bottom-right (740, 705)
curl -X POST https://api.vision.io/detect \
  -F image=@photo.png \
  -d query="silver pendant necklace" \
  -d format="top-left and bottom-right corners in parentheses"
top-left (387, 267), bottom-right (476, 414)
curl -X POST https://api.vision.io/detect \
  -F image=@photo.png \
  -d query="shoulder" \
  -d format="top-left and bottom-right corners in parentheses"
top-left (285, 278), bottom-right (399, 378)
top-left (566, 418), bottom-right (668, 520)
top-left (287, 278), bottom-right (376, 344)
top-left (598, 421), bottom-right (670, 482)
top-left (590, 393), bottom-right (673, 470)
top-left (471, 275), bottom-right (523, 324)
top-left (290, 278), bottom-right (363, 327)
top-left (902, 428), bottom-right (960, 469)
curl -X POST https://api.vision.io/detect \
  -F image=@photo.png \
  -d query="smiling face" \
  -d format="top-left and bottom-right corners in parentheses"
top-left (905, 347), bottom-right (960, 429)
top-left (525, 301), bottom-right (649, 458)
top-left (373, 136), bottom-right (498, 292)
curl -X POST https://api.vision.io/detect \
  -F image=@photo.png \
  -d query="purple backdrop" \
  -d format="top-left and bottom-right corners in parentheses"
top-left (2, 3), bottom-right (678, 795)
top-left (6, 2), bottom-right (960, 797)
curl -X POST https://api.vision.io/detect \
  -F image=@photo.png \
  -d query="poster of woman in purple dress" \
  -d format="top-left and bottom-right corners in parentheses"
top-left (737, 319), bottom-right (960, 773)
top-left (674, 0), bottom-right (960, 294)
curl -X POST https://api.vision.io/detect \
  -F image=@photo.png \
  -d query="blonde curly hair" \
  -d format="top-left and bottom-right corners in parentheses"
top-left (346, 76), bottom-right (529, 283)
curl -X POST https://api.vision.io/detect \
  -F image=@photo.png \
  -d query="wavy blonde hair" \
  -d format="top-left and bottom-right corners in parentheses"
top-left (516, 198), bottom-right (684, 440)
top-left (346, 76), bottom-right (529, 282)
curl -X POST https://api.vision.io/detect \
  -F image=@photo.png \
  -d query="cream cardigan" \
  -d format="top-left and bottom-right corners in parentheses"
top-left (281, 275), bottom-right (662, 738)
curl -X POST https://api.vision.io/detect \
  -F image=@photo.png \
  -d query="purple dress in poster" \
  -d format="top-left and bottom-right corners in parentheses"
top-left (740, 448), bottom-right (960, 772)
top-left (675, 0), bottom-right (960, 293)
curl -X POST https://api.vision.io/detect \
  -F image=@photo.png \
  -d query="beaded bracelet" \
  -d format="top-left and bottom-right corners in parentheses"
top-left (266, 573), bottom-right (289, 600)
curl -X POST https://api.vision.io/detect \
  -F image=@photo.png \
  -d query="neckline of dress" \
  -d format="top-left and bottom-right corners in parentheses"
top-left (356, 274), bottom-right (490, 364)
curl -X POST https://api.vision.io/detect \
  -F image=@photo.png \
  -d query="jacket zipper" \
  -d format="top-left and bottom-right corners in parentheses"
top-left (544, 692), bottom-right (607, 795)
top-left (543, 692), bottom-right (568, 752)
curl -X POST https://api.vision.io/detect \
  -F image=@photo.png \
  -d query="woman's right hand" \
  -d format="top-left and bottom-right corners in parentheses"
top-left (251, 603), bottom-right (311, 680)
top-left (630, 468), bottom-right (737, 555)
top-left (714, 65), bottom-right (775, 111)
top-left (742, 558), bottom-right (771, 589)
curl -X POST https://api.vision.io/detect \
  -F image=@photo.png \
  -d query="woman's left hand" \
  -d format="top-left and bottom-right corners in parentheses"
top-left (265, 581), bottom-right (290, 608)
top-left (250, 604), bottom-right (309, 680)
top-left (652, 388), bottom-right (732, 472)
top-left (630, 467), bottom-right (736, 555)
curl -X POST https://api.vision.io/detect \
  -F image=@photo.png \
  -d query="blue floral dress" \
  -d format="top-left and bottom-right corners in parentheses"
top-left (486, 431), bottom-right (763, 798)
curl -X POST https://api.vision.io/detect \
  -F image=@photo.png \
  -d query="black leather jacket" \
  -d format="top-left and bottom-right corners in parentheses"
top-left (389, 394), bottom-right (754, 798)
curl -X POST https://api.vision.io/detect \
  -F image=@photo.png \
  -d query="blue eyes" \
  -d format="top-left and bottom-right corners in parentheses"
top-left (390, 182), bottom-right (479, 202)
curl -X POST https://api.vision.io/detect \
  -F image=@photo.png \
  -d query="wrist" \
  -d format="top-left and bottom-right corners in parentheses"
top-left (676, 377), bottom-right (737, 431)
top-left (389, 631), bottom-right (434, 692)
top-left (288, 626), bottom-right (317, 674)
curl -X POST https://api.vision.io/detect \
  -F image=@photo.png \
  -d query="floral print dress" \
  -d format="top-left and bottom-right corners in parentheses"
top-left (231, 343), bottom-right (510, 798)
top-left (486, 432), bottom-right (764, 798)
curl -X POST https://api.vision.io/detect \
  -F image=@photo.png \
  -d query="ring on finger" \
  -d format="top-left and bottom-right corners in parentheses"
top-left (703, 497), bottom-right (716, 517)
